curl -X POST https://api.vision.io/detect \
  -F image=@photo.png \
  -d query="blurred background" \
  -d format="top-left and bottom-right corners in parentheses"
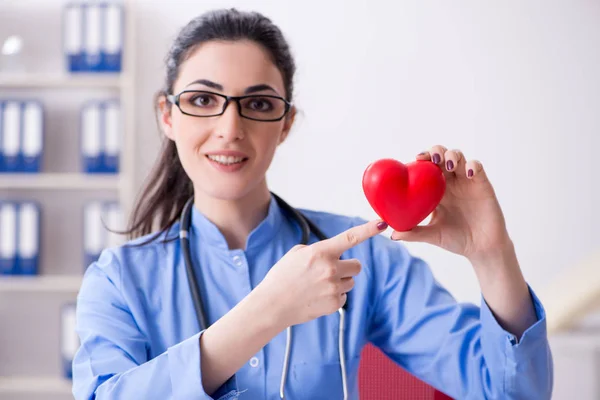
top-left (0, 0), bottom-right (598, 399)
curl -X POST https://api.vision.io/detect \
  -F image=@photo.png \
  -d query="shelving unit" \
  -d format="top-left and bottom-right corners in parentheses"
top-left (0, 73), bottom-right (125, 89)
top-left (0, 173), bottom-right (121, 190)
top-left (0, 275), bottom-right (83, 292)
top-left (0, 1), bottom-right (137, 398)
top-left (0, 9), bottom-right (137, 212)
top-left (0, 376), bottom-right (73, 395)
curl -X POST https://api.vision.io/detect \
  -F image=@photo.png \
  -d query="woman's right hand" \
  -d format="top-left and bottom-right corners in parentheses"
top-left (257, 219), bottom-right (388, 328)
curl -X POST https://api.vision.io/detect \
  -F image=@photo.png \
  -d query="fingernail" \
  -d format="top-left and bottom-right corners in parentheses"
top-left (468, 169), bottom-right (473, 178)
top-left (446, 160), bottom-right (454, 170)
top-left (377, 221), bottom-right (388, 230)
top-left (418, 151), bottom-right (427, 156)
top-left (432, 153), bottom-right (441, 164)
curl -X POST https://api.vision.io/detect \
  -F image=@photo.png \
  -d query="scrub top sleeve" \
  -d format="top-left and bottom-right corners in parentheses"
top-left (363, 232), bottom-right (553, 400)
top-left (72, 249), bottom-right (240, 400)
top-left (478, 285), bottom-right (553, 397)
top-left (168, 332), bottom-right (241, 400)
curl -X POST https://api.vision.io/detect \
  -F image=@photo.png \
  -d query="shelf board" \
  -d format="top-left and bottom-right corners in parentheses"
top-left (0, 275), bottom-right (83, 292)
top-left (550, 331), bottom-right (600, 349)
top-left (0, 173), bottom-right (120, 190)
top-left (0, 73), bottom-right (125, 89)
top-left (0, 376), bottom-right (72, 394)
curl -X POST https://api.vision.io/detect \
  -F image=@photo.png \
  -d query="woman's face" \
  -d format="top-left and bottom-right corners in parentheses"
top-left (160, 40), bottom-right (294, 201)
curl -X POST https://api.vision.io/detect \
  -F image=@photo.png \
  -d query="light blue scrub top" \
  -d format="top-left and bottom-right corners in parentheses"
top-left (72, 195), bottom-right (553, 400)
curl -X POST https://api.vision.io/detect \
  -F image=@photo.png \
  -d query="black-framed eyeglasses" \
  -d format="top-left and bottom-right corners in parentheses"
top-left (166, 90), bottom-right (292, 122)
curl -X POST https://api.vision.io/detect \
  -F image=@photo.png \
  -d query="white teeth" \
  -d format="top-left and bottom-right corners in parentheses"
top-left (207, 155), bottom-right (245, 165)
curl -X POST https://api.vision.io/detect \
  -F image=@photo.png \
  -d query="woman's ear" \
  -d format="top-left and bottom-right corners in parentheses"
top-left (279, 106), bottom-right (296, 145)
top-left (157, 94), bottom-right (175, 141)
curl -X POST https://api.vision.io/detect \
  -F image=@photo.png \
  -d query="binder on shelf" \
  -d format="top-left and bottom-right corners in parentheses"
top-left (64, 2), bottom-right (85, 72)
top-left (21, 101), bottom-right (44, 173)
top-left (84, 201), bottom-right (104, 268)
top-left (0, 100), bottom-right (44, 173)
top-left (16, 202), bottom-right (40, 275)
top-left (0, 102), bottom-right (3, 171)
top-left (81, 101), bottom-right (103, 173)
top-left (61, 302), bottom-right (79, 379)
top-left (0, 202), bottom-right (17, 275)
top-left (84, 201), bottom-right (124, 270)
top-left (64, 2), bottom-right (123, 73)
top-left (102, 3), bottom-right (124, 72)
top-left (83, 3), bottom-right (103, 72)
top-left (81, 100), bottom-right (121, 173)
top-left (1, 101), bottom-right (21, 172)
top-left (103, 100), bottom-right (121, 173)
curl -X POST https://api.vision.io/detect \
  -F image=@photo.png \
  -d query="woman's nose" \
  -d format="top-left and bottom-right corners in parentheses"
top-left (215, 101), bottom-right (244, 141)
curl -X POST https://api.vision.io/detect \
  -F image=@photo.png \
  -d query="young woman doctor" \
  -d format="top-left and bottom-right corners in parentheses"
top-left (72, 8), bottom-right (553, 400)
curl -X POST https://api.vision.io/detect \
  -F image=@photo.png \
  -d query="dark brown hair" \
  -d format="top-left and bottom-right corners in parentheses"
top-left (122, 8), bottom-right (296, 244)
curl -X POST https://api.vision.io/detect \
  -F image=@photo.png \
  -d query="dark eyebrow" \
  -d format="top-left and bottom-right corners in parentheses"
top-left (185, 79), bottom-right (223, 91)
top-left (185, 79), bottom-right (279, 96)
top-left (244, 84), bottom-right (278, 95)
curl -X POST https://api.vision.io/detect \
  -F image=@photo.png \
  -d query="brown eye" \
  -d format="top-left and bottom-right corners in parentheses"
top-left (246, 97), bottom-right (274, 112)
top-left (190, 94), bottom-right (216, 107)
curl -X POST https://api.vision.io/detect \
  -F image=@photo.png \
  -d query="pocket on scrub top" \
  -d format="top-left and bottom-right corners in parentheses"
top-left (288, 355), bottom-right (361, 400)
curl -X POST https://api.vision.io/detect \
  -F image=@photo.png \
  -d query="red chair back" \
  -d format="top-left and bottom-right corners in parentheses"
top-left (358, 343), bottom-right (453, 400)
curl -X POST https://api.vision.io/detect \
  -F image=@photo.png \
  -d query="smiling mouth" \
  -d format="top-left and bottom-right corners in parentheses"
top-left (205, 154), bottom-right (249, 165)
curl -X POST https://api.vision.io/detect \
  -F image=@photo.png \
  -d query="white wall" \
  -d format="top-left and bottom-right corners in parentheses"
top-left (135, 0), bottom-right (600, 306)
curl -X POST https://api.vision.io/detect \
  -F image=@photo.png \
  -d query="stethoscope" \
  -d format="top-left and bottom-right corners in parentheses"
top-left (179, 192), bottom-right (350, 400)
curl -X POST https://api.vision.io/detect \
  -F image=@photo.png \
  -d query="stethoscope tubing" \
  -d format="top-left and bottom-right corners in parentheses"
top-left (179, 193), bottom-right (349, 399)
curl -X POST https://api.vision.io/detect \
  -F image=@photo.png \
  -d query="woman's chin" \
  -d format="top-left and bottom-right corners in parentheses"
top-left (198, 183), bottom-right (264, 202)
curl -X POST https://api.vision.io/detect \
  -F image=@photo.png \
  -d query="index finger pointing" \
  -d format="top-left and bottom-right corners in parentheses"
top-left (318, 220), bottom-right (388, 256)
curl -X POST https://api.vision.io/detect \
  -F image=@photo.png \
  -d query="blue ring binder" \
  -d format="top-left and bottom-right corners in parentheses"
top-left (16, 201), bottom-right (41, 275)
top-left (64, 2), bottom-right (124, 73)
top-left (20, 101), bottom-right (45, 173)
top-left (0, 101), bottom-right (4, 172)
top-left (0, 201), bottom-right (18, 275)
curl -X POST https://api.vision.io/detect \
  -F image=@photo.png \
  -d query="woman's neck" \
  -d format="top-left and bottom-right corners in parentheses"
top-left (193, 182), bottom-right (272, 250)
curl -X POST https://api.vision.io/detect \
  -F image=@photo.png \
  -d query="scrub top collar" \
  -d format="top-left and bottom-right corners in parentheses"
top-left (190, 194), bottom-right (285, 251)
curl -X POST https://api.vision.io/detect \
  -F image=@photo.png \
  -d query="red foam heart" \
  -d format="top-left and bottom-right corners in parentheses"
top-left (362, 158), bottom-right (446, 232)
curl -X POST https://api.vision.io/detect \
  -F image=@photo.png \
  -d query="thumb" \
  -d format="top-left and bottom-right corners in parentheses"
top-left (390, 225), bottom-right (440, 245)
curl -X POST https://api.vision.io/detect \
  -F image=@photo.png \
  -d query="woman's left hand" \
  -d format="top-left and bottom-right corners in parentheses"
top-left (390, 144), bottom-right (513, 263)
